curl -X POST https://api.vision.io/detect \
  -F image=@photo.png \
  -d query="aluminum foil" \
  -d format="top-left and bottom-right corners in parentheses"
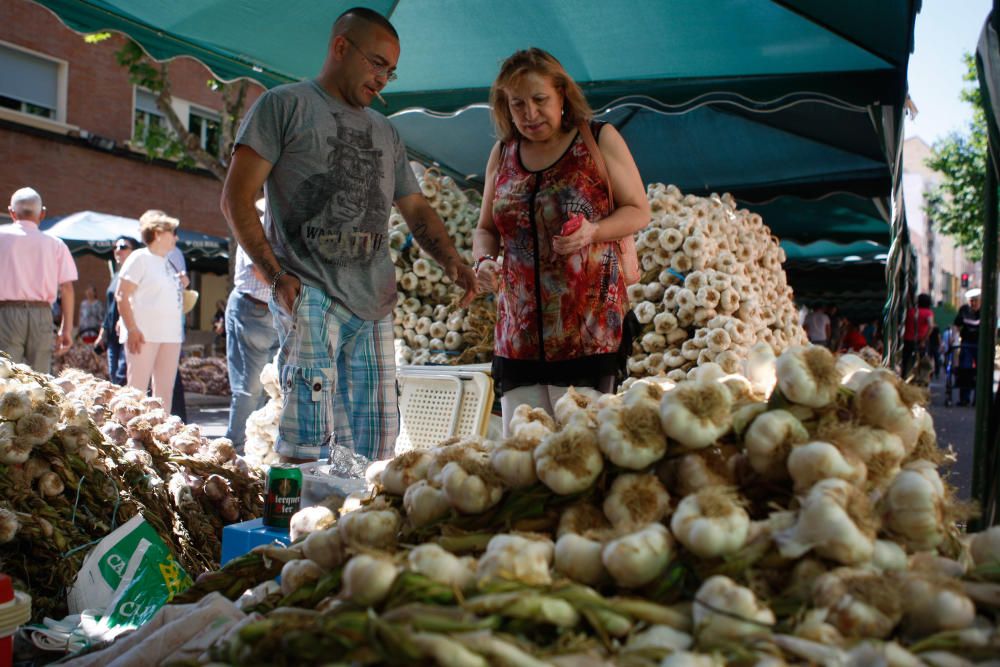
top-left (326, 444), bottom-right (372, 479)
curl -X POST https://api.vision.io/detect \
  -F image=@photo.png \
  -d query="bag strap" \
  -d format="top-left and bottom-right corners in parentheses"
top-left (576, 121), bottom-right (615, 210)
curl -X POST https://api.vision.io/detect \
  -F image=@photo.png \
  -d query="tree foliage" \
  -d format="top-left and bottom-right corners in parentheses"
top-left (86, 34), bottom-right (249, 182)
top-left (924, 53), bottom-right (988, 261)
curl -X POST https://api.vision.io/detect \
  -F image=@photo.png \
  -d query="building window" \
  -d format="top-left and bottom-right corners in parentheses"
top-left (0, 43), bottom-right (61, 120)
top-left (133, 88), bottom-right (165, 141)
top-left (189, 108), bottom-right (221, 156)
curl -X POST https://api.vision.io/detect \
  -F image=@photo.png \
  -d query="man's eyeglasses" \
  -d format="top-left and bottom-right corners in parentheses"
top-left (343, 36), bottom-right (397, 82)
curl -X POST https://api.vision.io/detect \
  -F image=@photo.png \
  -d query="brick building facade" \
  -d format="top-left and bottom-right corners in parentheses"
top-left (0, 0), bottom-right (264, 334)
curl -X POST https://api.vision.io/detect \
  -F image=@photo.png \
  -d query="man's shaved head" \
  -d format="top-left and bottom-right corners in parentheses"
top-left (333, 7), bottom-right (399, 41)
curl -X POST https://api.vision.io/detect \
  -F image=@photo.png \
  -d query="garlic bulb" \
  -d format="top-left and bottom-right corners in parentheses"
top-left (774, 478), bottom-right (877, 565)
top-left (534, 413), bottom-right (603, 494)
top-left (407, 543), bottom-right (477, 591)
top-left (342, 553), bottom-right (399, 606)
top-left (671, 487), bottom-right (749, 558)
top-left (787, 441), bottom-right (867, 493)
top-left (693, 575), bottom-right (775, 643)
top-left (379, 449), bottom-right (432, 495)
top-left (743, 409), bottom-right (809, 479)
top-left (554, 532), bottom-right (609, 586)
top-left (440, 459), bottom-right (504, 514)
top-left (552, 386), bottom-right (602, 426)
top-left (289, 506), bottom-right (336, 542)
top-left (403, 479), bottom-right (452, 527)
top-left (596, 399), bottom-right (667, 469)
top-left (775, 345), bottom-right (840, 408)
top-left (280, 558), bottom-right (325, 597)
top-left (659, 380), bottom-right (732, 450)
top-left (301, 527), bottom-right (345, 570)
top-left (603, 473), bottom-right (671, 529)
top-left (811, 568), bottom-right (902, 639)
top-left (507, 404), bottom-right (557, 441)
top-left (477, 533), bottom-right (553, 586)
top-left (338, 506), bottom-right (402, 551)
top-left (601, 522), bottom-right (673, 588)
top-left (881, 460), bottom-right (947, 552)
top-left (490, 436), bottom-right (539, 488)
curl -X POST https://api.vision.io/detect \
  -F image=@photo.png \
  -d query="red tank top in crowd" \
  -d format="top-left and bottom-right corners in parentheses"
top-left (491, 123), bottom-right (627, 362)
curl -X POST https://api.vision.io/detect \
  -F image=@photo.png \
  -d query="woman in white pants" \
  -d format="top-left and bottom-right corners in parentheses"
top-left (116, 210), bottom-right (184, 413)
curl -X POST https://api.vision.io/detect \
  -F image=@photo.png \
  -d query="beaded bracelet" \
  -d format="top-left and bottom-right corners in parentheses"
top-left (473, 255), bottom-right (497, 272)
top-left (269, 268), bottom-right (288, 299)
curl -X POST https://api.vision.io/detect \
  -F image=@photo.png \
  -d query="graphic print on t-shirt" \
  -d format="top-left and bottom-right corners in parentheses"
top-left (284, 112), bottom-right (388, 267)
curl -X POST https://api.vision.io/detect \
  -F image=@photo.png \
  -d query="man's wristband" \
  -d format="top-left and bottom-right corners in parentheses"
top-left (269, 269), bottom-right (288, 298)
top-left (473, 255), bottom-right (497, 272)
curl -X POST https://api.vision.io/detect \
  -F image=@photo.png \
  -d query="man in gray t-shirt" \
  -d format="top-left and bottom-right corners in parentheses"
top-left (222, 7), bottom-right (475, 463)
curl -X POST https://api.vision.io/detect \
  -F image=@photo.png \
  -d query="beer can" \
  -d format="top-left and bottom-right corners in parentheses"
top-left (263, 464), bottom-right (303, 528)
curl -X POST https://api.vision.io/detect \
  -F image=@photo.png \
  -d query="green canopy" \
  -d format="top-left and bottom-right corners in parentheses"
top-left (32, 0), bottom-right (916, 237)
top-left (33, 0), bottom-right (915, 114)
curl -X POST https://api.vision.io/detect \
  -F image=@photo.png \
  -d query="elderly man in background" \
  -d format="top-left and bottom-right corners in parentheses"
top-left (0, 187), bottom-right (77, 372)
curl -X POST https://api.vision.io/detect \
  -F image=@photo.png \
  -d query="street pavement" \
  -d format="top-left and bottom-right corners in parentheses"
top-left (185, 392), bottom-right (230, 439)
top-left (926, 371), bottom-right (978, 500)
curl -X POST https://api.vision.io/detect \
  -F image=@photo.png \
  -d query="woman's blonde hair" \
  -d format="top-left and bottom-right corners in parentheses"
top-left (138, 209), bottom-right (179, 245)
top-left (489, 48), bottom-right (593, 143)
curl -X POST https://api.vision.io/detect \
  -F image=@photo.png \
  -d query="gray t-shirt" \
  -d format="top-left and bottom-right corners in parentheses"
top-left (235, 80), bottom-right (419, 320)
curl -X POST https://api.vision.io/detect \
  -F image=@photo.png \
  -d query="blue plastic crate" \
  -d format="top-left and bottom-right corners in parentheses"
top-left (221, 518), bottom-right (290, 566)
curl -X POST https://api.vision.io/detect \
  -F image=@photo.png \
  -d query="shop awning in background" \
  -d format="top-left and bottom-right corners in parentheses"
top-left (41, 210), bottom-right (229, 273)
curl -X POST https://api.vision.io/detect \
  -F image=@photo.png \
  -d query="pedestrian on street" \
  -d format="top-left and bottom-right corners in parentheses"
top-left (221, 7), bottom-right (476, 463)
top-left (804, 305), bottom-right (831, 347)
top-left (954, 288), bottom-right (982, 407)
top-left (94, 234), bottom-right (139, 384)
top-left (116, 210), bottom-right (185, 414)
top-left (224, 242), bottom-right (279, 454)
top-left (0, 187), bottom-right (77, 372)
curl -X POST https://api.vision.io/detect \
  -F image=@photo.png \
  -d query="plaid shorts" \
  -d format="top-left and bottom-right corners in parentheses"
top-left (269, 283), bottom-right (398, 461)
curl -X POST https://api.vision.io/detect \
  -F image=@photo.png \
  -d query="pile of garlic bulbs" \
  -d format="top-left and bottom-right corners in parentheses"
top-left (243, 361), bottom-right (282, 468)
top-left (164, 344), bottom-right (1000, 666)
top-left (391, 167), bottom-right (492, 366)
top-left (627, 184), bottom-right (808, 381)
top-left (0, 358), bottom-right (264, 621)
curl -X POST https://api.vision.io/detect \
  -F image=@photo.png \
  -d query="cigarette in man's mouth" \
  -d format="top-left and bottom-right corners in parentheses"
top-left (374, 89), bottom-right (387, 105)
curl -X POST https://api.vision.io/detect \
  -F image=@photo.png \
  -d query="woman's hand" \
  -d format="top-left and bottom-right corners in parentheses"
top-left (127, 329), bottom-right (145, 355)
top-left (551, 217), bottom-right (599, 255)
top-left (475, 258), bottom-right (501, 294)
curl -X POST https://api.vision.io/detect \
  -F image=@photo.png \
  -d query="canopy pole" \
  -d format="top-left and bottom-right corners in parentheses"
top-left (973, 6), bottom-right (1000, 527)
top-left (973, 140), bottom-right (999, 525)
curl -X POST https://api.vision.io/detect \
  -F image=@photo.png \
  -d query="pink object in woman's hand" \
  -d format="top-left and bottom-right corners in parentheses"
top-left (561, 213), bottom-right (585, 236)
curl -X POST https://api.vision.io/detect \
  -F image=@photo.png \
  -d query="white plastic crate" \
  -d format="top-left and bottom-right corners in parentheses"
top-left (395, 368), bottom-right (493, 454)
